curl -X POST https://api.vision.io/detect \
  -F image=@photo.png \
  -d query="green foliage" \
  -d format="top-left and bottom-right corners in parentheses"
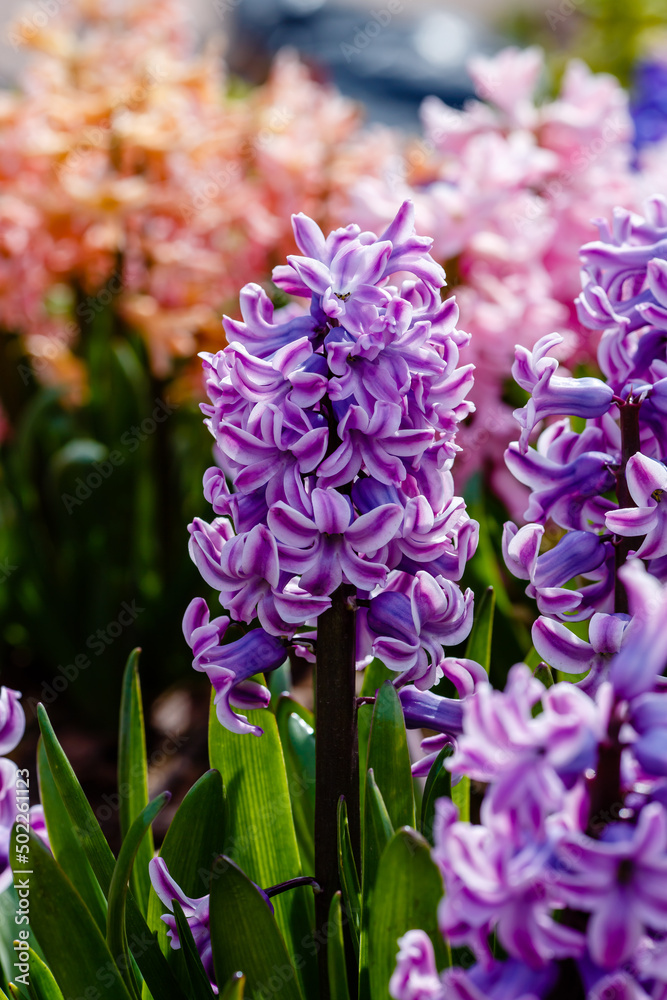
top-left (17, 948), bottom-right (64, 1000)
top-left (144, 768), bottom-right (226, 994)
top-left (118, 651), bottom-right (153, 914)
top-left (172, 901), bottom-right (217, 1000)
top-left (327, 893), bottom-right (350, 1000)
top-left (0, 307), bottom-right (213, 719)
top-left (421, 746), bottom-right (453, 844)
top-left (208, 700), bottom-right (316, 997)
top-left (275, 696), bottom-right (316, 874)
top-left (106, 794), bottom-right (170, 996)
top-left (369, 829), bottom-right (450, 1000)
top-left (37, 737), bottom-right (107, 931)
top-left (464, 586), bottom-right (495, 672)
top-left (209, 859), bottom-right (304, 1000)
top-left (15, 633), bottom-right (483, 1000)
top-left (336, 798), bottom-right (361, 958)
top-left (12, 831), bottom-right (133, 1000)
top-left (366, 682), bottom-right (415, 830)
top-left (37, 703), bottom-right (188, 1000)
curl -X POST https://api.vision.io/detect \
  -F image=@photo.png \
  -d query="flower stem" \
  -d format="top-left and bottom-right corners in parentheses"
top-left (314, 584), bottom-right (359, 1000)
top-left (614, 398), bottom-right (641, 613)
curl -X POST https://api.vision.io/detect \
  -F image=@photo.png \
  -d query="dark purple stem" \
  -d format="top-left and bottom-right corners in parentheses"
top-left (314, 584), bottom-right (358, 1000)
top-left (264, 876), bottom-right (321, 898)
top-left (586, 709), bottom-right (623, 838)
top-left (614, 398), bottom-right (642, 613)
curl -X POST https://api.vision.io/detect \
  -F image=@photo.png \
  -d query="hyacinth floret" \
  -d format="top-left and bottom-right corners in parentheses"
top-left (186, 201), bottom-right (478, 734)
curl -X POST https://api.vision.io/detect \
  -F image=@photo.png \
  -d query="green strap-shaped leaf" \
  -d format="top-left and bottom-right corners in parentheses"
top-left (362, 771), bottom-right (393, 901)
top-left (464, 586), bottom-right (495, 672)
top-left (17, 947), bottom-right (64, 1000)
top-left (327, 893), bottom-right (350, 1000)
top-left (359, 771), bottom-right (394, 999)
top-left (37, 705), bottom-right (115, 891)
top-left (421, 746), bottom-right (454, 844)
top-left (336, 798), bottom-right (360, 957)
top-left (144, 769), bottom-right (226, 998)
top-left (37, 705), bottom-right (189, 1000)
top-left (369, 828), bottom-right (450, 1000)
top-left (171, 901), bottom-right (216, 1000)
top-left (358, 660), bottom-right (393, 798)
top-left (118, 650), bottom-right (153, 915)
top-left (107, 794), bottom-right (170, 997)
top-left (209, 858), bottom-right (304, 1000)
top-left (452, 777), bottom-right (470, 823)
top-left (12, 830), bottom-right (132, 1000)
top-left (37, 739), bottom-right (107, 933)
top-left (219, 973), bottom-right (245, 999)
top-left (208, 702), bottom-right (315, 998)
top-left (275, 697), bottom-right (315, 875)
top-left (366, 682), bottom-right (415, 830)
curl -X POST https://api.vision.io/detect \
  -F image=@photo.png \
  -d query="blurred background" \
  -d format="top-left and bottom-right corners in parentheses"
top-left (1, 0), bottom-right (666, 842)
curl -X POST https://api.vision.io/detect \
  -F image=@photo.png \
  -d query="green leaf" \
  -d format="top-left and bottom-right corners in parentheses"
top-left (464, 586), bottom-right (495, 672)
top-left (209, 858), bottom-right (304, 1000)
top-left (362, 771), bottom-right (393, 905)
top-left (17, 948), bottom-right (64, 1000)
top-left (37, 704), bottom-right (116, 892)
top-left (37, 705), bottom-right (189, 1000)
top-left (534, 662), bottom-right (554, 688)
top-left (420, 746), bottom-right (453, 844)
top-left (0, 888), bottom-right (34, 989)
top-left (359, 771), bottom-right (394, 999)
top-left (208, 702), bottom-right (315, 997)
top-left (369, 829), bottom-right (450, 1000)
top-left (366, 682), bottom-right (415, 830)
top-left (172, 901), bottom-right (216, 1000)
top-left (118, 650), bottom-right (153, 915)
top-left (107, 793), bottom-right (169, 996)
top-left (360, 659), bottom-right (394, 698)
top-left (145, 769), bottom-right (226, 996)
top-left (13, 831), bottom-right (133, 1000)
top-left (358, 660), bottom-right (393, 792)
top-left (327, 893), bottom-right (350, 1000)
top-left (37, 739), bottom-right (107, 933)
top-left (336, 798), bottom-right (360, 957)
top-left (275, 697), bottom-right (315, 874)
top-left (452, 776), bottom-right (470, 824)
top-left (219, 973), bottom-right (245, 999)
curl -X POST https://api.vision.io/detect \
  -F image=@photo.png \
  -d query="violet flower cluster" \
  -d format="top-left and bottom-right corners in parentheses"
top-left (185, 201), bottom-right (478, 736)
top-left (500, 197), bottom-right (667, 679)
top-left (391, 201), bottom-right (667, 998)
top-left (392, 561), bottom-right (667, 1000)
